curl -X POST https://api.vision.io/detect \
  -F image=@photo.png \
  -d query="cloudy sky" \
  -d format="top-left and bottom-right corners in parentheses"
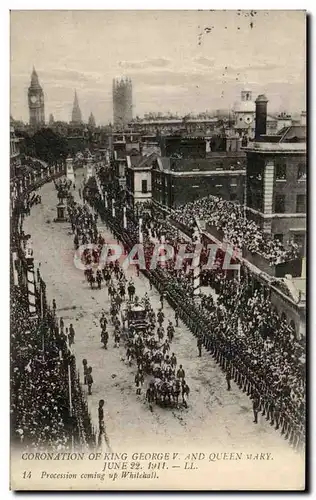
top-left (10, 10), bottom-right (306, 125)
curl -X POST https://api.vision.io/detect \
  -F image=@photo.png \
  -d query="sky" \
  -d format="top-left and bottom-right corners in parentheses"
top-left (10, 10), bottom-right (306, 125)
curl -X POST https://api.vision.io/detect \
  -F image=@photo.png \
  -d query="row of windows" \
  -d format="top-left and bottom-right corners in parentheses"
top-left (274, 194), bottom-right (306, 213)
top-left (275, 162), bottom-right (306, 181)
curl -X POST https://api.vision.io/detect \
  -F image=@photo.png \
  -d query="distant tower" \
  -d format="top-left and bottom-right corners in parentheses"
top-left (88, 112), bottom-right (96, 128)
top-left (71, 90), bottom-right (82, 124)
top-left (48, 113), bottom-right (55, 127)
top-left (233, 89), bottom-right (255, 138)
top-left (112, 77), bottom-right (133, 130)
top-left (28, 67), bottom-right (45, 128)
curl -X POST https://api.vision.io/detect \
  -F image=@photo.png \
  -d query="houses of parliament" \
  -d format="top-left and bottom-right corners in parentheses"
top-left (26, 67), bottom-right (96, 131)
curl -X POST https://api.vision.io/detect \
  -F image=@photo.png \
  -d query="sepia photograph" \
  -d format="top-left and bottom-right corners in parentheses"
top-left (9, 9), bottom-right (306, 491)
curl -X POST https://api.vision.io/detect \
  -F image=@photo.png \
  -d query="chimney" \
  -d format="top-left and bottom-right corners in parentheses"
top-left (255, 94), bottom-right (268, 140)
top-left (300, 111), bottom-right (306, 126)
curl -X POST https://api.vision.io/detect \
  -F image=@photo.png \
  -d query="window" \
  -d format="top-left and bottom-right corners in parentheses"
top-left (274, 194), bottom-right (285, 213)
top-left (297, 163), bottom-right (306, 180)
top-left (296, 194), bottom-right (306, 213)
top-left (230, 193), bottom-right (237, 201)
top-left (273, 233), bottom-right (283, 243)
top-left (141, 180), bottom-right (148, 193)
top-left (275, 162), bottom-right (286, 180)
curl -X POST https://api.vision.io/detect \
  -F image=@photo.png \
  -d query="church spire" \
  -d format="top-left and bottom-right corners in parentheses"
top-left (71, 90), bottom-right (82, 124)
top-left (88, 112), bottom-right (96, 128)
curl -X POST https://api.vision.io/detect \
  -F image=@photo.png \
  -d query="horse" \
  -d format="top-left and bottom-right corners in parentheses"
top-left (156, 380), bottom-right (173, 406)
top-left (181, 381), bottom-right (190, 407)
top-left (171, 379), bottom-right (181, 407)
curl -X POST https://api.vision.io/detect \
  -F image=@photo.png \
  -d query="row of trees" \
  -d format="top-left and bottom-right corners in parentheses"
top-left (16, 128), bottom-right (69, 165)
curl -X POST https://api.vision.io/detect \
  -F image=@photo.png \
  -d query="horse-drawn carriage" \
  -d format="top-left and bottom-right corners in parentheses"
top-left (122, 303), bottom-right (149, 333)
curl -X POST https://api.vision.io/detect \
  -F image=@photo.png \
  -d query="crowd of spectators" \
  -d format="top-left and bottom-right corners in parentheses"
top-left (92, 168), bottom-right (305, 450)
top-left (171, 196), bottom-right (299, 265)
top-left (10, 286), bottom-right (96, 451)
top-left (10, 168), bottom-right (96, 451)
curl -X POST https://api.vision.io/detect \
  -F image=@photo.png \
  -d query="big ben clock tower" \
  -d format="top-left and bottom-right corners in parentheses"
top-left (28, 67), bottom-right (45, 129)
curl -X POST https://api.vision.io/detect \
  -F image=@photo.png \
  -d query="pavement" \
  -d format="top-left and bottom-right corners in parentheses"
top-left (22, 169), bottom-right (304, 488)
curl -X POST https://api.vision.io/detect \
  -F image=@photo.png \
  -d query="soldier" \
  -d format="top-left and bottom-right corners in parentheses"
top-left (135, 370), bottom-right (144, 395)
top-left (96, 270), bottom-right (102, 289)
top-left (157, 310), bottom-right (164, 327)
top-left (100, 311), bottom-right (107, 329)
top-left (128, 281), bottom-right (135, 301)
top-left (226, 366), bottom-right (232, 391)
top-left (252, 393), bottom-right (260, 424)
top-left (177, 364), bottom-right (185, 380)
top-left (170, 353), bottom-right (177, 370)
top-left (197, 336), bottom-right (203, 357)
top-left (98, 399), bottom-right (105, 434)
top-left (174, 308), bottom-right (179, 327)
top-left (86, 367), bottom-right (94, 395)
top-left (82, 359), bottom-right (88, 385)
top-left (160, 292), bottom-right (165, 309)
top-left (101, 328), bottom-right (108, 349)
top-left (69, 323), bottom-right (75, 345)
top-left (52, 298), bottom-right (57, 314)
top-left (114, 327), bottom-right (120, 348)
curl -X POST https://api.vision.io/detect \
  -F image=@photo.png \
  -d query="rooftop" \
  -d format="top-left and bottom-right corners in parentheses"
top-left (129, 152), bottom-right (157, 169)
top-left (243, 125), bottom-right (306, 153)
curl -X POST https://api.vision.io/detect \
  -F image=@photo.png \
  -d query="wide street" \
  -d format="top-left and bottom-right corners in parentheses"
top-left (23, 171), bottom-right (304, 488)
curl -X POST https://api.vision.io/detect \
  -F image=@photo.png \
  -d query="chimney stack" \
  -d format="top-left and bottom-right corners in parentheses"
top-left (255, 94), bottom-right (268, 140)
top-left (300, 111), bottom-right (306, 126)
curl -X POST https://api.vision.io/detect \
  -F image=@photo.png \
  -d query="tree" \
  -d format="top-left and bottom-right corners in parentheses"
top-left (32, 128), bottom-right (68, 164)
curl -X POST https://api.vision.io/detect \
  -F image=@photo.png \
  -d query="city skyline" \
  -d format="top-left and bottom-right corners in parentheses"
top-left (11, 10), bottom-right (306, 125)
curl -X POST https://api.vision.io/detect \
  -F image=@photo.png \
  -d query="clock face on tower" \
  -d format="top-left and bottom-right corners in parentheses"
top-left (30, 95), bottom-right (38, 104)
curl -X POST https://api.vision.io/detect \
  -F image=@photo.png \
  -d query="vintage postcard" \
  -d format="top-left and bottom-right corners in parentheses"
top-left (10, 10), bottom-right (306, 490)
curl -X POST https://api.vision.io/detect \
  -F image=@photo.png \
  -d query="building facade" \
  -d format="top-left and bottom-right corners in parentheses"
top-left (152, 155), bottom-right (245, 208)
top-left (10, 125), bottom-right (21, 177)
top-left (131, 117), bottom-right (219, 137)
top-left (112, 131), bottom-right (141, 191)
top-left (244, 95), bottom-right (306, 255)
top-left (28, 67), bottom-right (45, 129)
top-left (126, 153), bottom-right (155, 205)
top-left (112, 77), bottom-right (133, 130)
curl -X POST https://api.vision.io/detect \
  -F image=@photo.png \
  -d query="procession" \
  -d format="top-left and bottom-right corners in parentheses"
top-left (9, 10), bottom-right (307, 492)
top-left (8, 151), bottom-right (304, 461)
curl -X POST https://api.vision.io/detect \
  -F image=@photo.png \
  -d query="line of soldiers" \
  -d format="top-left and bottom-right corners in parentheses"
top-left (87, 173), bottom-right (304, 452)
